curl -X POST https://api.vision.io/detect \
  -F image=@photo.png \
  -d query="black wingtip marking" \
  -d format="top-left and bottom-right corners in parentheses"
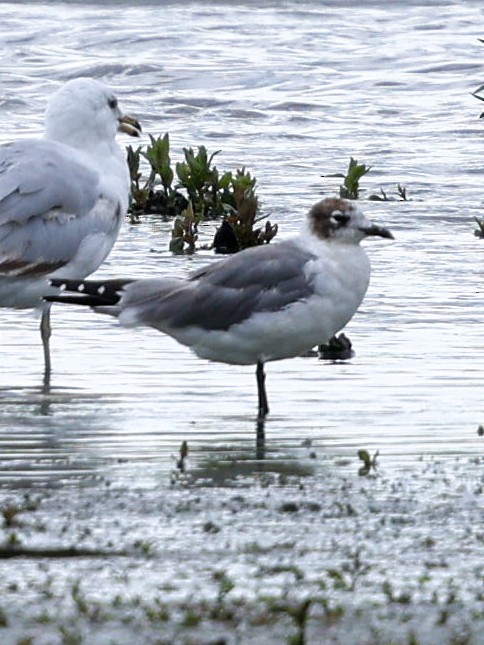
top-left (48, 278), bottom-right (134, 307)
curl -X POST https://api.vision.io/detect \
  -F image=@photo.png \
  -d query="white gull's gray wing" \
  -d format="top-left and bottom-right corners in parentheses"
top-left (118, 241), bottom-right (317, 331)
top-left (0, 139), bottom-right (121, 279)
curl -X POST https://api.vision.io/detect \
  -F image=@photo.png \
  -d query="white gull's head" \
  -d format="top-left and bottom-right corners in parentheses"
top-left (43, 77), bottom-right (141, 150)
top-left (307, 197), bottom-right (394, 244)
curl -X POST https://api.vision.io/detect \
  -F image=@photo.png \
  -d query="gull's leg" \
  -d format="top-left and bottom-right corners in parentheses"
top-left (256, 417), bottom-right (266, 460)
top-left (256, 361), bottom-right (269, 418)
top-left (40, 303), bottom-right (52, 389)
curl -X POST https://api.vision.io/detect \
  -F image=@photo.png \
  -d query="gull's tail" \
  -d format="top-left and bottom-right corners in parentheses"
top-left (45, 278), bottom-right (133, 308)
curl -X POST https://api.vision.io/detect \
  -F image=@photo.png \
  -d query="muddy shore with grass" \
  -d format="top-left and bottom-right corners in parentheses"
top-left (1, 453), bottom-right (482, 645)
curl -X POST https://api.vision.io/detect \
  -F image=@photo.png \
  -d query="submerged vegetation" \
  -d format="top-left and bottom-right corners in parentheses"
top-left (126, 133), bottom-right (277, 253)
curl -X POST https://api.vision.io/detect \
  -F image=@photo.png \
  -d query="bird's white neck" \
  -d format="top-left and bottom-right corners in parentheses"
top-left (44, 132), bottom-right (129, 209)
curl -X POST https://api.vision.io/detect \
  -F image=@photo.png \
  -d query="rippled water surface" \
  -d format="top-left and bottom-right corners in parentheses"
top-left (1, 0), bottom-right (484, 488)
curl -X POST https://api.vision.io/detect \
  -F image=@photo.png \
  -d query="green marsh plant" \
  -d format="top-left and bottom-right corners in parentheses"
top-left (127, 134), bottom-right (277, 253)
top-left (324, 157), bottom-right (408, 201)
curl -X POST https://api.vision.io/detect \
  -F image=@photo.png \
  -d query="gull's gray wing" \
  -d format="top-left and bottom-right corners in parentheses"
top-left (0, 139), bottom-right (119, 278)
top-left (119, 241), bottom-right (316, 331)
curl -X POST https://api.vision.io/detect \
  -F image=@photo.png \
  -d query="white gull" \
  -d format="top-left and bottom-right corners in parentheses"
top-left (48, 197), bottom-right (393, 417)
top-left (0, 77), bottom-right (141, 385)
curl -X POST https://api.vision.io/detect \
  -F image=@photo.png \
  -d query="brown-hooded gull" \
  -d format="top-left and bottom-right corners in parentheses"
top-left (47, 198), bottom-right (393, 417)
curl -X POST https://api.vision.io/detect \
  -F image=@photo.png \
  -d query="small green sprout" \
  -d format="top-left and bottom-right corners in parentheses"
top-left (176, 440), bottom-right (189, 472)
top-left (340, 157), bottom-right (372, 199)
top-left (324, 157), bottom-right (371, 199)
top-left (357, 449), bottom-right (379, 476)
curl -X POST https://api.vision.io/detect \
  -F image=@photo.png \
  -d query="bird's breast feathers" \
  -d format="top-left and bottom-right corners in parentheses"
top-left (163, 244), bottom-right (372, 365)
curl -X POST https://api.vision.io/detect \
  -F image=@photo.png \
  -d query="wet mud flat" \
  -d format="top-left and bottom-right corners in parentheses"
top-left (0, 454), bottom-right (483, 645)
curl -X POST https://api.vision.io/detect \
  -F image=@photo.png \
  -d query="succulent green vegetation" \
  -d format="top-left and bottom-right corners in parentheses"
top-left (357, 449), bottom-right (379, 476)
top-left (332, 157), bottom-right (372, 200)
top-left (126, 134), bottom-right (277, 253)
top-left (324, 157), bottom-right (408, 202)
top-left (128, 139), bottom-right (406, 256)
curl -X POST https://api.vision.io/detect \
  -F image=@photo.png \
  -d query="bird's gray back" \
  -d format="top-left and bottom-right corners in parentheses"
top-left (120, 241), bottom-right (316, 332)
top-left (0, 140), bottom-right (119, 282)
top-left (0, 140), bottom-right (99, 225)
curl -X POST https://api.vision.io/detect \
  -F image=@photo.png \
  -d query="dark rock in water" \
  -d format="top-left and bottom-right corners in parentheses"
top-left (318, 333), bottom-right (355, 361)
top-left (213, 219), bottom-right (239, 254)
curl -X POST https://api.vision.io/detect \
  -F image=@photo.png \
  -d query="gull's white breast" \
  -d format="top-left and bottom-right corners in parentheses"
top-left (171, 240), bottom-right (371, 365)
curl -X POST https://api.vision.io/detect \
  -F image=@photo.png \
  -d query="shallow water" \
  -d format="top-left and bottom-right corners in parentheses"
top-left (1, 0), bottom-right (484, 489)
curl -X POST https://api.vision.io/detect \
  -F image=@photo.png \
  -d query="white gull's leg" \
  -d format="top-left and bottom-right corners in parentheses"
top-left (256, 361), bottom-right (269, 418)
top-left (40, 303), bottom-right (52, 389)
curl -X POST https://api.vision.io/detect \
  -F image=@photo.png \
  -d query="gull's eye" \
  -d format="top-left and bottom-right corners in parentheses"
top-left (333, 213), bottom-right (350, 225)
top-left (108, 96), bottom-right (118, 110)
